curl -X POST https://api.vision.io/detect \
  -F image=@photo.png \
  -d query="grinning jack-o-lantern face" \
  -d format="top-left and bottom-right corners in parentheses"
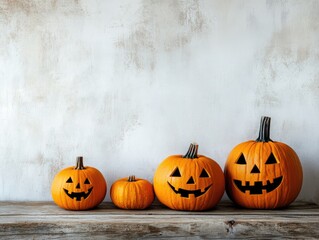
top-left (167, 167), bottom-right (212, 198)
top-left (51, 157), bottom-right (107, 210)
top-left (154, 143), bottom-right (225, 211)
top-left (224, 117), bottom-right (303, 209)
top-left (63, 177), bottom-right (93, 201)
top-left (232, 152), bottom-right (283, 195)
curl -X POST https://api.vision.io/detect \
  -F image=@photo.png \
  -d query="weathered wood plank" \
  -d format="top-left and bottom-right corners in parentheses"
top-left (1, 201), bottom-right (318, 216)
top-left (0, 201), bottom-right (318, 239)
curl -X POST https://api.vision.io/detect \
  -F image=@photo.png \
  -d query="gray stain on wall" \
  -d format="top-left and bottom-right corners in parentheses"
top-left (0, 0), bottom-right (37, 15)
top-left (255, 2), bottom-right (319, 108)
top-left (115, 0), bottom-right (207, 71)
top-left (0, 0), bottom-right (84, 17)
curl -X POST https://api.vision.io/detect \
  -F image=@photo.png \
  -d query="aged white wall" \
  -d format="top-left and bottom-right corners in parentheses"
top-left (0, 0), bottom-right (319, 203)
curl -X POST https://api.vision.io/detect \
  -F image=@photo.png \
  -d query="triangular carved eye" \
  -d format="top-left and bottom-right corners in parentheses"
top-left (66, 177), bottom-right (73, 183)
top-left (170, 168), bottom-right (181, 177)
top-left (236, 154), bottom-right (246, 165)
top-left (84, 178), bottom-right (90, 184)
top-left (265, 153), bottom-right (277, 164)
top-left (199, 169), bottom-right (209, 178)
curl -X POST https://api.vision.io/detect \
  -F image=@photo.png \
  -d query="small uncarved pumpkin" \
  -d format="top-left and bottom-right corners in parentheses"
top-left (153, 143), bottom-right (225, 211)
top-left (224, 116), bottom-right (303, 209)
top-left (110, 176), bottom-right (154, 209)
top-left (51, 156), bottom-right (107, 210)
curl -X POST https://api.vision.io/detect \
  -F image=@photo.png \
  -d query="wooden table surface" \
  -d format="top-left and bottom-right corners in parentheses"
top-left (1, 201), bottom-right (318, 239)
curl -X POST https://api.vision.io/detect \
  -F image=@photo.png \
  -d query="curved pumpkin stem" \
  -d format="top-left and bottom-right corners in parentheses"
top-left (128, 175), bottom-right (136, 182)
top-left (75, 156), bottom-right (86, 170)
top-left (183, 143), bottom-right (199, 159)
top-left (256, 116), bottom-right (273, 142)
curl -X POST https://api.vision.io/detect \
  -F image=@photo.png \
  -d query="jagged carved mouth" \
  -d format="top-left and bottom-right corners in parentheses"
top-left (167, 182), bottom-right (212, 198)
top-left (233, 176), bottom-right (283, 195)
top-left (63, 187), bottom-right (93, 201)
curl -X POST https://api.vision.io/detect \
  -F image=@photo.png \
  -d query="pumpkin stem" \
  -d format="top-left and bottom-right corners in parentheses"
top-left (128, 175), bottom-right (136, 182)
top-left (256, 116), bottom-right (273, 142)
top-left (75, 156), bottom-right (86, 170)
top-left (183, 143), bottom-right (199, 159)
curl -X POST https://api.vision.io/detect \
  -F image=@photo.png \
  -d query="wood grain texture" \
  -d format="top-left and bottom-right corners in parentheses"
top-left (0, 201), bottom-right (318, 239)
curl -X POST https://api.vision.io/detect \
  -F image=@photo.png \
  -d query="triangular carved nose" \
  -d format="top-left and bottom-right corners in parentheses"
top-left (251, 165), bottom-right (260, 173)
top-left (187, 176), bottom-right (195, 184)
top-left (76, 183), bottom-right (81, 189)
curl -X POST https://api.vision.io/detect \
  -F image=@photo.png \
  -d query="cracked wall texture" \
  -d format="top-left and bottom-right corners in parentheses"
top-left (0, 0), bottom-right (319, 203)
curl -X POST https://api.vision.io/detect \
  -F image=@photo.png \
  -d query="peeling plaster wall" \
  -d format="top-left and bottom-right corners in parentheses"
top-left (1, 0), bottom-right (319, 203)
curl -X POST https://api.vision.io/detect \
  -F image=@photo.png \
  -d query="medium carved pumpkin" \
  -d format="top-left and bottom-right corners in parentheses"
top-left (51, 156), bottom-right (107, 210)
top-left (153, 143), bottom-right (225, 211)
top-left (224, 116), bottom-right (303, 209)
top-left (110, 175), bottom-right (154, 209)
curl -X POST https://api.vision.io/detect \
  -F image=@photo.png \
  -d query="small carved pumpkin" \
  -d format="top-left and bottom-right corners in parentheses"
top-left (153, 143), bottom-right (225, 211)
top-left (110, 175), bottom-right (154, 209)
top-left (51, 156), bottom-right (107, 210)
top-left (224, 116), bottom-right (303, 209)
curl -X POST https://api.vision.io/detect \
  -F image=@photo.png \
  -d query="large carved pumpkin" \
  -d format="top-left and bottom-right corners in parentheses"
top-left (153, 143), bottom-right (225, 211)
top-left (224, 116), bottom-right (303, 209)
top-left (51, 156), bottom-right (107, 210)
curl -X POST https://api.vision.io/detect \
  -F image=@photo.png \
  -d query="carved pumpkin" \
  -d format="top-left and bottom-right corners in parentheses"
top-left (153, 143), bottom-right (225, 211)
top-left (224, 116), bottom-right (303, 209)
top-left (110, 175), bottom-right (154, 209)
top-left (51, 156), bottom-right (107, 210)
